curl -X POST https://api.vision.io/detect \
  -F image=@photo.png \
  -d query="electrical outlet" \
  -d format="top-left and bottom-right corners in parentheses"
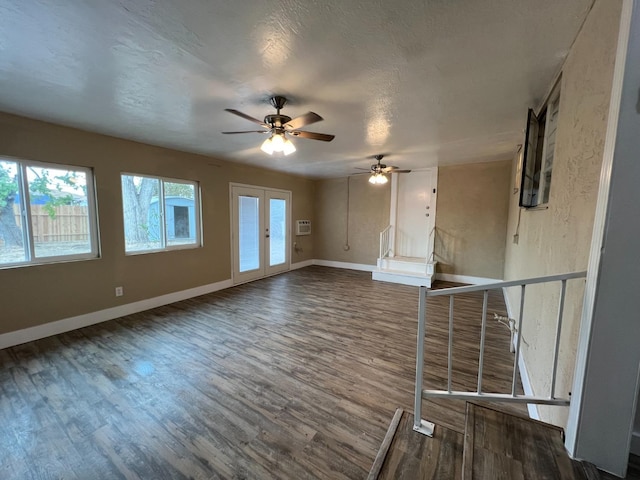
top-left (115, 286), bottom-right (124, 297)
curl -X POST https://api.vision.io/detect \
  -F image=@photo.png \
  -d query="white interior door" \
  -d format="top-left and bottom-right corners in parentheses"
top-left (395, 168), bottom-right (438, 259)
top-left (231, 185), bottom-right (290, 284)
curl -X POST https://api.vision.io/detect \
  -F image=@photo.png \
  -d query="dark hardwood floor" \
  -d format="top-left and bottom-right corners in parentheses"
top-left (374, 409), bottom-right (464, 480)
top-left (462, 403), bottom-right (599, 480)
top-left (0, 266), bottom-right (524, 479)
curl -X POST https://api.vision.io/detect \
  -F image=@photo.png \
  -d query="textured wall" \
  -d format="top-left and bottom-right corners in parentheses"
top-left (435, 160), bottom-right (511, 279)
top-left (503, 0), bottom-right (622, 427)
top-left (0, 112), bottom-right (315, 336)
top-left (314, 175), bottom-right (390, 265)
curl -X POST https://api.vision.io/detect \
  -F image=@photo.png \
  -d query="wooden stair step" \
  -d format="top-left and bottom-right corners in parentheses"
top-left (369, 409), bottom-right (464, 480)
top-left (463, 402), bottom-right (600, 480)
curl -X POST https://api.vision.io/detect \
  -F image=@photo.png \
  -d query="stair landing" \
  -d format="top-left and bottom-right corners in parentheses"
top-left (463, 403), bottom-right (600, 479)
top-left (369, 405), bottom-right (601, 480)
top-left (372, 256), bottom-right (436, 287)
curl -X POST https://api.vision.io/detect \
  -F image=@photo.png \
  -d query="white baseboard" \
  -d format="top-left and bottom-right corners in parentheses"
top-left (312, 259), bottom-right (376, 272)
top-left (503, 286), bottom-right (514, 320)
top-left (290, 259), bottom-right (314, 270)
top-left (0, 278), bottom-right (233, 350)
top-left (434, 273), bottom-right (503, 284)
top-left (518, 347), bottom-right (540, 420)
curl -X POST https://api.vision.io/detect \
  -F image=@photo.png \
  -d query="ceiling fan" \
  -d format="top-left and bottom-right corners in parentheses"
top-left (355, 154), bottom-right (411, 184)
top-left (222, 96), bottom-right (335, 155)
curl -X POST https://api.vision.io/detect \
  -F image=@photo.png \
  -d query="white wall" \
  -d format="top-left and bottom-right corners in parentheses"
top-left (566, 1), bottom-right (640, 475)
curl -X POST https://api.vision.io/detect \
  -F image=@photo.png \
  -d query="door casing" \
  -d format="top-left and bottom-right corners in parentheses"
top-left (230, 183), bottom-right (291, 285)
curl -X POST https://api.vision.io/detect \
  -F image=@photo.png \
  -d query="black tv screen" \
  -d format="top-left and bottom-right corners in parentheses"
top-left (519, 108), bottom-right (545, 208)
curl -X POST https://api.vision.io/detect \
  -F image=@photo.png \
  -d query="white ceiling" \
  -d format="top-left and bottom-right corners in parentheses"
top-left (0, 0), bottom-right (593, 178)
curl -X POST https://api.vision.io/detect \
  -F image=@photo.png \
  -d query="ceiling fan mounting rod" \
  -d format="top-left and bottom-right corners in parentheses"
top-left (270, 95), bottom-right (288, 115)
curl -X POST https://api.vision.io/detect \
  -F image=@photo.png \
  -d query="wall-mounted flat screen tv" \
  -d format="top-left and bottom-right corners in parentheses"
top-left (519, 108), bottom-right (546, 208)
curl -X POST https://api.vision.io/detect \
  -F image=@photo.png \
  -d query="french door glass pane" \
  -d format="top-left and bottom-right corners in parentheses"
top-left (27, 166), bottom-right (92, 258)
top-left (239, 195), bottom-right (260, 272)
top-left (269, 198), bottom-right (286, 266)
top-left (0, 160), bottom-right (26, 264)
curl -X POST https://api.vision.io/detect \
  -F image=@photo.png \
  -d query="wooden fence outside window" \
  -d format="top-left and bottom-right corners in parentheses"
top-left (13, 204), bottom-right (89, 243)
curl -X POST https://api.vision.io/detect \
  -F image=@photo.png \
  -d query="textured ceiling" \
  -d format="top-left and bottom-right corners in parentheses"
top-left (0, 0), bottom-right (593, 178)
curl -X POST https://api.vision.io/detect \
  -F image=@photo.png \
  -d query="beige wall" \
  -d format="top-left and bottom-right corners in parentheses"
top-left (503, 0), bottom-right (621, 427)
top-left (0, 112), bottom-right (315, 335)
top-left (315, 175), bottom-right (390, 265)
top-left (435, 160), bottom-right (511, 279)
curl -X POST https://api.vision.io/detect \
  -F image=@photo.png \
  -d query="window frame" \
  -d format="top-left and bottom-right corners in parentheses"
top-left (519, 82), bottom-right (561, 208)
top-left (121, 173), bottom-right (202, 255)
top-left (0, 156), bottom-right (100, 268)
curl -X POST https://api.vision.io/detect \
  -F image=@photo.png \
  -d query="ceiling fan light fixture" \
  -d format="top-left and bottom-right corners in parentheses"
top-left (282, 137), bottom-right (296, 156)
top-left (271, 133), bottom-right (285, 151)
top-left (262, 133), bottom-right (296, 156)
top-left (369, 173), bottom-right (388, 185)
top-left (261, 136), bottom-right (275, 155)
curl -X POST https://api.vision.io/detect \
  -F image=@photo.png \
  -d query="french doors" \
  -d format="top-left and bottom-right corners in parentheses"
top-left (231, 185), bottom-right (291, 284)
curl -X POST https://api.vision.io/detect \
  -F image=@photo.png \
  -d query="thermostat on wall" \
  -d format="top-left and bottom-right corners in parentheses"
top-left (296, 220), bottom-right (311, 236)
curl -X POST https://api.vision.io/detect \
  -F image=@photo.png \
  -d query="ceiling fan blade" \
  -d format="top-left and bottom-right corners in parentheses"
top-left (383, 166), bottom-right (411, 173)
top-left (354, 167), bottom-right (372, 171)
top-left (224, 109), bottom-right (269, 128)
top-left (221, 130), bottom-right (270, 134)
top-left (284, 112), bottom-right (323, 130)
top-left (290, 130), bottom-right (335, 142)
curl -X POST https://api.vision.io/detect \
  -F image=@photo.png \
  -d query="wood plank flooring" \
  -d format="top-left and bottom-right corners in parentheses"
top-left (463, 403), bottom-right (597, 480)
top-left (0, 266), bottom-right (524, 479)
top-left (373, 405), bottom-right (602, 480)
top-left (374, 410), bottom-right (464, 480)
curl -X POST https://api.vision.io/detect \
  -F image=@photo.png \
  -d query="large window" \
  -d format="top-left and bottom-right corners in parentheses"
top-left (0, 158), bottom-right (99, 267)
top-left (121, 174), bottom-right (201, 253)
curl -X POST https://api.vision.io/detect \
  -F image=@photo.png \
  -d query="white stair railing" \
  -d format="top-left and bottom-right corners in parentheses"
top-left (426, 226), bottom-right (436, 265)
top-left (413, 270), bottom-right (587, 436)
top-left (379, 225), bottom-right (393, 259)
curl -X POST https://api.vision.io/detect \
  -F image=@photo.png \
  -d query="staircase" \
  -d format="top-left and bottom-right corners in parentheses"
top-left (368, 405), bottom-right (601, 479)
top-left (368, 270), bottom-right (597, 478)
